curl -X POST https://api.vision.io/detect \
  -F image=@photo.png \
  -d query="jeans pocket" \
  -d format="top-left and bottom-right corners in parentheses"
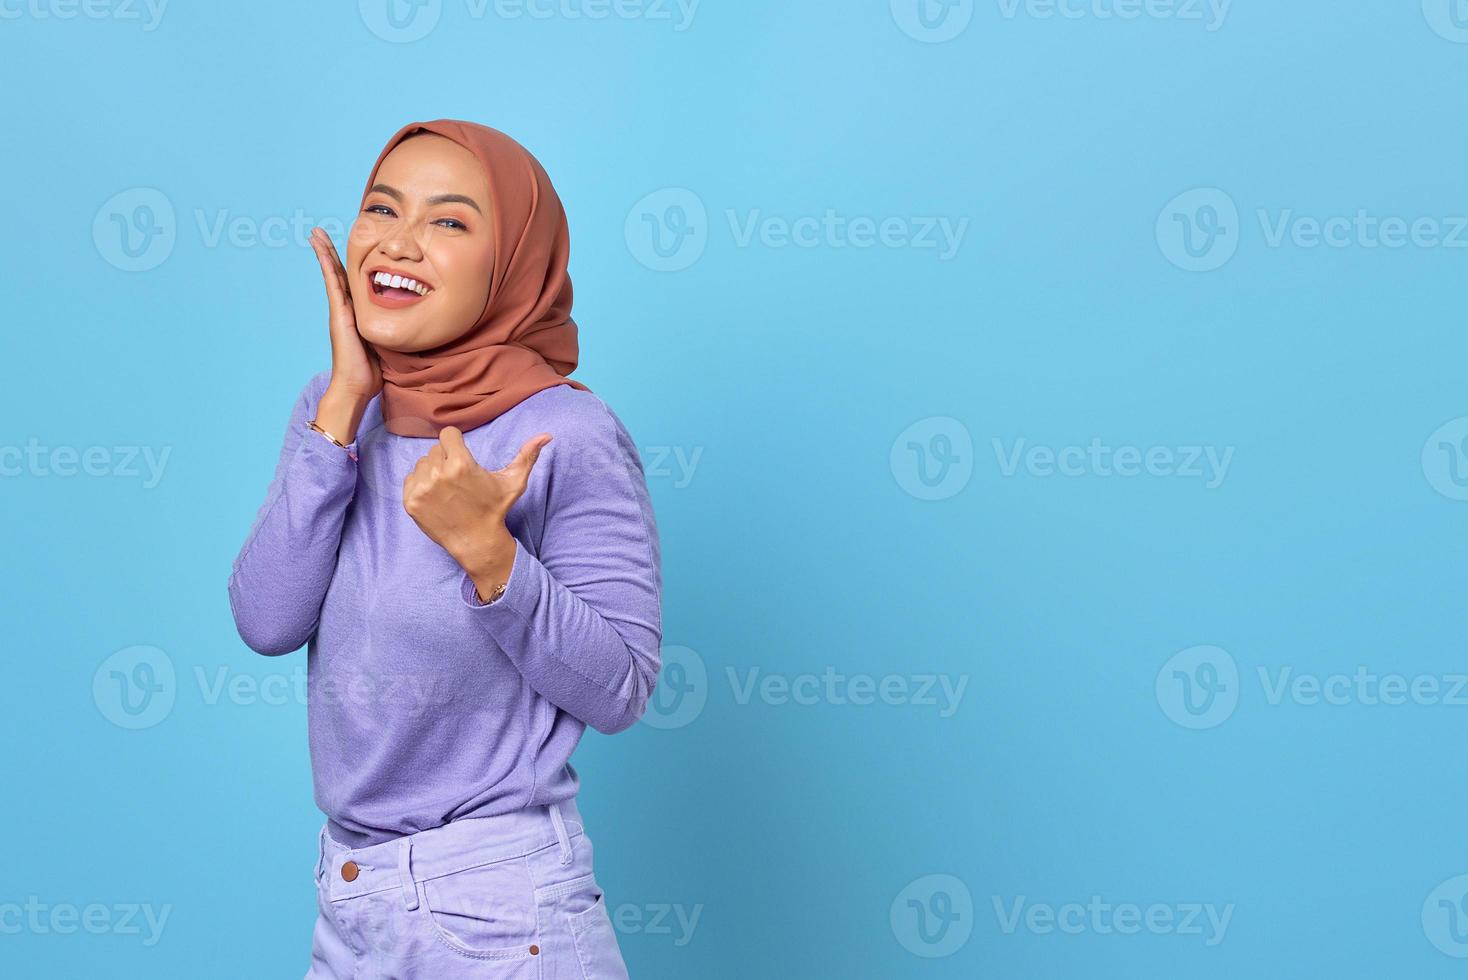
top-left (561, 876), bottom-right (629, 980)
top-left (419, 856), bottom-right (543, 964)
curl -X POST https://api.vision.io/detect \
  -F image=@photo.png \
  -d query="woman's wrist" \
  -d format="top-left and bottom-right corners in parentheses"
top-left (464, 524), bottom-right (517, 603)
top-left (315, 383), bottom-right (372, 445)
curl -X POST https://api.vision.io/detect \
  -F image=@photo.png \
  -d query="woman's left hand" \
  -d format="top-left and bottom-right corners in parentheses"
top-left (403, 426), bottom-right (553, 587)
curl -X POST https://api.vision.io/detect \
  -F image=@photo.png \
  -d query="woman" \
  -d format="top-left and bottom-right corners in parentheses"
top-left (227, 118), bottom-right (662, 978)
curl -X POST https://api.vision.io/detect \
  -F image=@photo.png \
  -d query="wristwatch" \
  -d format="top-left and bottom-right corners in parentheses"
top-left (476, 581), bottom-right (508, 605)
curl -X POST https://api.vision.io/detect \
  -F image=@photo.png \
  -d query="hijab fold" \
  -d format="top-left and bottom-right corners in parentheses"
top-left (358, 119), bottom-right (590, 438)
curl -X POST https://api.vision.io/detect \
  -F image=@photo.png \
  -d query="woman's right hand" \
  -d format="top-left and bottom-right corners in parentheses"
top-left (309, 226), bottom-right (379, 444)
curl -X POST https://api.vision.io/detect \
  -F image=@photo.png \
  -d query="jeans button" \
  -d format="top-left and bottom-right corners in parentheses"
top-left (341, 860), bottom-right (360, 882)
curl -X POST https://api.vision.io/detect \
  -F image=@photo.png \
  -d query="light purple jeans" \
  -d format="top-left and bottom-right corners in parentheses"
top-left (305, 798), bottom-right (631, 979)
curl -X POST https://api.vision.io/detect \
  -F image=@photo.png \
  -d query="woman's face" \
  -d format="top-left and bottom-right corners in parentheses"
top-left (347, 133), bottom-right (495, 353)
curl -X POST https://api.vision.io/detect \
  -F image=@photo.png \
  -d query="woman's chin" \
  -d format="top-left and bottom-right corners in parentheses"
top-left (359, 315), bottom-right (471, 355)
top-left (358, 320), bottom-right (430, 354)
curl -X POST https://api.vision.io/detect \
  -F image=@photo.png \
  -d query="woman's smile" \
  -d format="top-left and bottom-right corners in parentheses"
top-left (364, 265), bottom-right (435, 309)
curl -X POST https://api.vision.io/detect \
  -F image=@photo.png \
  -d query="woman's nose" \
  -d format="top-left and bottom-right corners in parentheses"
top-left (380, 225), bottom-right (425, 261)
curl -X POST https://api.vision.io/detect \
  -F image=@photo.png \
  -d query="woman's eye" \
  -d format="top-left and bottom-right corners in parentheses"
top-left (360, 205), bottom-right (462, 230)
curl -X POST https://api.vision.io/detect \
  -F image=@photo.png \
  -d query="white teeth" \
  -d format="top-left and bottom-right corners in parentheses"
top-left (372, 271), bottom-right (431, 296)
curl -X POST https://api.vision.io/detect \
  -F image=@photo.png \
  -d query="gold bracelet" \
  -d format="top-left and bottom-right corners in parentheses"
top-left (476, 581), bottom-right (508, 605)
top-left (307, 419), bottom-right (358, 461)
top-left (307, 418), bottom-right (348, 448)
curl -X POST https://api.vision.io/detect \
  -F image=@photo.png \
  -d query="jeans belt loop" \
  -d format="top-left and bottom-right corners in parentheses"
top-left (314, 825), bottom-right (329, 884)
top-left (549, 802), bottom-right (573, 866)
top-left (399, 837), bottom-right (418, 911)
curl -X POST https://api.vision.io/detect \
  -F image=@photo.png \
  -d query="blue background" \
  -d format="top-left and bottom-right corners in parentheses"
top-left (4, 0), bottom-right (1468, 976)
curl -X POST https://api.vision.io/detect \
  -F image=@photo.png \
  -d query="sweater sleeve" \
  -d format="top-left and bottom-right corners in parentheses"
top-left (458, 402), bottom-right (663, 734)
top-left (228, 374), bottom-right (360, 656)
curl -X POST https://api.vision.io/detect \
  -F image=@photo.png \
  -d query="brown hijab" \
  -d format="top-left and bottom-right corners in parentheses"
top-left (358, 119), bottom-right (590, 438)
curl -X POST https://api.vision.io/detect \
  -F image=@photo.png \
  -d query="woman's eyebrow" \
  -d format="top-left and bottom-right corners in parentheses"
top-left (368, 183), bottom-right (483, 214)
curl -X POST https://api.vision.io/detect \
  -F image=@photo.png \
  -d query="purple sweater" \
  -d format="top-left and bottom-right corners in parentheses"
top-left (227, 370), bottom-right (662, 847)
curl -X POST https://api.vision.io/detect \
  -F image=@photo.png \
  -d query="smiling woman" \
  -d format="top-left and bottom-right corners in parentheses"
top-left (227, 120), bottom-right (659, 979)
top-left (347, 132), bottom-right (493, 346)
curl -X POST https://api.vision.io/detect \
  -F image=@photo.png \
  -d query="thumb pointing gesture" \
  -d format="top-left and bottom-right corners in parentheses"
top-left (502, 433), bottom-right (554, 495)
top-left (403, 428), bottom-right (555, 576)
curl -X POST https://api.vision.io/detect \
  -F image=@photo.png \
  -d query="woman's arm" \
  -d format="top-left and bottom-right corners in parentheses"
top-left (461, 405), bottom-right (662, 734)
top-left (229, 228), bottom-right (380, 655)
top-left (227, 373), bottom-right (361, 655)
top-left (401, 400), bottom-right (664, 734)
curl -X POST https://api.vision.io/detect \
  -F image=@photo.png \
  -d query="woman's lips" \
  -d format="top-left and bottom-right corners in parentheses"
top-left (365, 275), bottom-right (430, 309)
